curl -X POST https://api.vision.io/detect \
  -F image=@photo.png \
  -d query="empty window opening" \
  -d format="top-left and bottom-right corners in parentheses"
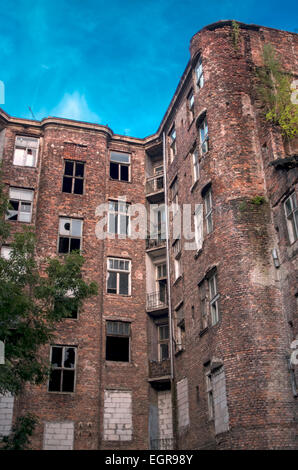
top-left (110, 151), bottom-right (130, 182)
top-left (105, 321), bottom-right (131, 362)
top-left (62, 160), bottom-right (85, 195)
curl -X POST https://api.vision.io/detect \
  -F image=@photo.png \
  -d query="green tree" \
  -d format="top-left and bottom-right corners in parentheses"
top-left (0, 173), bottom-right (97, 446)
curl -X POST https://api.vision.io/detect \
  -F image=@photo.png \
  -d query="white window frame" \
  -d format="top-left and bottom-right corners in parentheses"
top-left (188, 90), bottom-right (195, 122)
top-left (58, 217), bottom-right (83, 254)
top-left (174, 257), bottom-right (181, 280)
top-left (204, 188), bottom-right (213, 234)
top-left (107, 257), bottom-right (131, 296)
top-left (199, 117), bottom-right (209, 155)
top-left (158, 324), bottom-right (169, 361)
top-left (108, 200), bottom-right (130, 236)
top-left (284, 193), bottom-right (298, 244)
top-left (13, 135), bottom-right (39, 167)
top-left (6, 187), bottom-right (34, 223)
top-left (169, 127), bottom-right (177, 162)
top-left (199, 281), bottom-right (208, 330)
top-left (195, 57), bottom-right (204, 89)
top-left (156, 263), bottom-right (167, 281)
top-left (209, 273), bottom-right (219, 326)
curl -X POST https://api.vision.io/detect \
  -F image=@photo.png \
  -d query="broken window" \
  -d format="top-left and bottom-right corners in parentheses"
top-left (48, 346), bottom-right (76, 393)
top-left (13, 136), bottom-right (39, 167)
top-left (187, 90), bottom-right (195, 122)
top-left (58, 217), bottom-right (83, 254)
top-left (195, 56), bottom-right (204, 89)
top-left (110, 151), bottom-right (130, 182)
top-left (204, 187), bottom-right (213, 234)
top-left (107, 258), bottom-right (131, 295)
top-left (108, 200), bottom-right (130, 236)
top-left (158, 324), bottom-right (169, 360)
top-left (284, 192), bottom-right (298, 244)
top-left (169, 127), bottom-right (177, 162)
top-left (198, 117), bottom-right (208, 155)
top-left (208, 272), bottom-right (219, 326)
top-left (105, 321), bottom-right (131, 362)
top-left (62, 160), bottom-right (85, 195)
top-left (6, 188), bottom-right (34, 223)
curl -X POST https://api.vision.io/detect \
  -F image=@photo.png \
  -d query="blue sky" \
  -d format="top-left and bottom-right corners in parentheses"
top-left (0, 0), bottom-right (297, 137)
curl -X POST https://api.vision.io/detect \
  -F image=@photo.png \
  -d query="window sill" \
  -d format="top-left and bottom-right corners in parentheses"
top-left (109, 178), bottom-right (131, 184)
top-left (190, 180), bottom-right (199, 193)
top-left (175, 348), bottom-right (185, 357)
top-left (194, 248), bottom-right (203, 259)
top-left (173, 275), bottom-right (183, 286)
top-left (12, 164), bottom-right (37, 169)
top-left (106, 293), bottom-right (132, 298)
top-left (47, 391), bottom-right (75, 395)
top-left (199, 327), bottom-right (208, 337)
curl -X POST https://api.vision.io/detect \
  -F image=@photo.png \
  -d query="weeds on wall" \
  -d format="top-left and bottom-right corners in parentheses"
top-left (256, 44), bottom-right (298, 139)
top-left (231, 20), bottom-right (240, 50)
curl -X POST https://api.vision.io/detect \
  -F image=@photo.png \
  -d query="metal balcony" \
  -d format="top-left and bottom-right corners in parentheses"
top-left (146, 233), bottom-right (166, 251)
top-left (146, 174), bottom-right (164, 202)
top-left (146, 290), bottom-right (168, 313)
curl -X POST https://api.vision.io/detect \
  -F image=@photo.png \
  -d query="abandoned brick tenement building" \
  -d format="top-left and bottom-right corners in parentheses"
top-left (0, 20), bottom-right (297, 450)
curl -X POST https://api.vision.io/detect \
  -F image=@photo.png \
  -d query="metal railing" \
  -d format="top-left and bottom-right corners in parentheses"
top-left (146, 233), bottom-right (166, 250)
top-left (146, 174), bottom-right (164, 195)
top-left (146, 291), bottom-right (168, 310)
top-left (150, 438), bottom-right (175, 450)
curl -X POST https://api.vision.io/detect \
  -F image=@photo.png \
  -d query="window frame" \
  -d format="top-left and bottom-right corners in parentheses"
top-left (105, 320), bottom-right (131, 362)
top-left (169, 127), bottom-right (177, 162)
top-left (208, 273), bottom-right (219, 326)
top-left (6, 187), bottom-right (34, 223)
top-left (205, 370), bottom-right (214, 420)
top-left (204, 188), bottom-right (213, 234)
top-left (108, 200), bottom-right (130, 236)
top-left (13, 135), bottom-right (39, 167)
top-left (195, 56), bottom-right (204, 89)
top-left (192, 149), bottom-right (199, 183)
top-left (187, 90), bottom-right (195, 123)
top-left (198, 117), bottom-right (209, 155)
top-left (158, 323), bottom-right (169, 361)
top-left (48, 345), bottom-right (77, 394)
top-left (109, 151), bottom-right (131, 182)
top-left (62, 160), bottom-right (85, 195)
top-left (199, 281), bottom-right (208, 330)
top-left (284, 192), bottom-right (298, 244)
top-left (106, 257), bottom-right (131, 296)
top-left (58, 217), bottom-right (83, 254)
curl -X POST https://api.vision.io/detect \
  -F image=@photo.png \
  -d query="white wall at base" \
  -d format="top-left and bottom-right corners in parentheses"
top-left (0, 393), bottom-right (14, 437)
top-left (43, 421), bottom-right (74, 450)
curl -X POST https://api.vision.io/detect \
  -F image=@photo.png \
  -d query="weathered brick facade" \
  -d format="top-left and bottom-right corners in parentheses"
top-left (0, 20), bottom-right (297, 449)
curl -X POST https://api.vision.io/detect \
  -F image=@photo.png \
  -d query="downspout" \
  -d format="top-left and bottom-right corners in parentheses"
top-left (162, 132), bottom-right (177, 449)
top-left (162, 131), bottom-right (174, 381)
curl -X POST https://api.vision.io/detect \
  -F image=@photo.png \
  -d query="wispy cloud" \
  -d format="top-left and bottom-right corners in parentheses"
top-left (49, 91), bottom-right (101, 123)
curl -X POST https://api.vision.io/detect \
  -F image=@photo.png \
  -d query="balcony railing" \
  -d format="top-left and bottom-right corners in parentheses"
top-left (146, 291), bottom-right (168, 311)
top-left (146, 233), bottom-right (166, 250)
top-left (150, 438), bottom-right (175, 450)
top-left (146, 174), bottom-right (164, 195)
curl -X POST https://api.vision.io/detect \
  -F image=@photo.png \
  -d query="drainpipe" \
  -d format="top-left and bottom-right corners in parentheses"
top-left (162, 132), bottom-right (177, 448)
